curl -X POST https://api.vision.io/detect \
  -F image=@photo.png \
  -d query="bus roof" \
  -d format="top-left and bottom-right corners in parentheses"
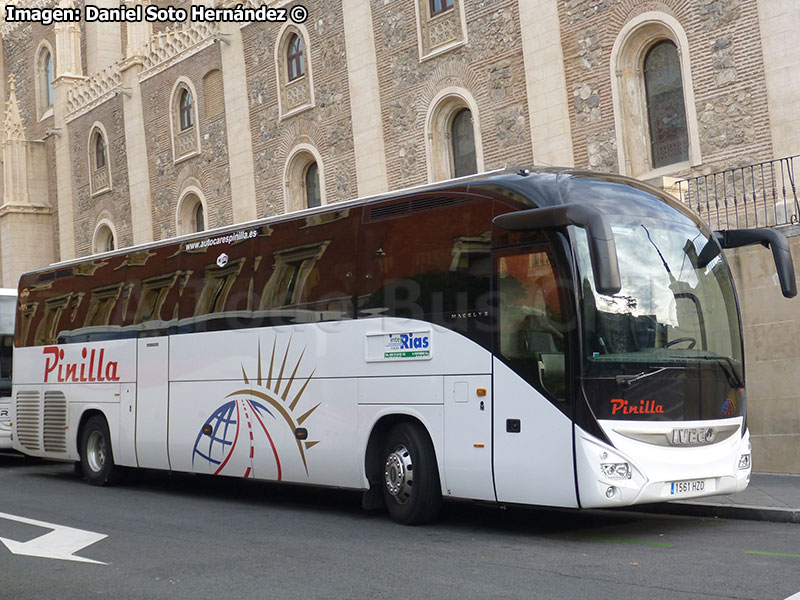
top-left (23, 166), bottom-right (684, 277)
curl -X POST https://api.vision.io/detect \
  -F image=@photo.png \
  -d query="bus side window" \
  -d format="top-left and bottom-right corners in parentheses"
top-left (497, 248), bottom-right (567, 400)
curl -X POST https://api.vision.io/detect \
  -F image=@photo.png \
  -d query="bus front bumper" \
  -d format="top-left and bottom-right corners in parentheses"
top-left (574, 422), bottom-right (751, 509)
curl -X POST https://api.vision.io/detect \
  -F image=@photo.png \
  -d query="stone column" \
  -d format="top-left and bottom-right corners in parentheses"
top-left (120, 10), bottom-right (155, 246)
top-left (126, 8), bottom-right (151, 60)
top-left (120, 58), bottom-right (155, 246)
top-left (52, 11), bottom-right (84, 261)
top-left (757, 0), bottom-right (800, 158)
top-left (518, 0), bottom-right (575, 167)
top-left (342, 0), bottom-right (388, 197)
top-left (0, 77), bottom-right (55, 286)
top-left (220, 22), bottom-right (258, 224)
top-left (54, 0), bottom-right (82, 78)
top-left (84, 0), bottom-right (123, 75)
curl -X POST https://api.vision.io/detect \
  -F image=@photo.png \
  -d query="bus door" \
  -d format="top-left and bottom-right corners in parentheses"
top-left (136, 336), bottom-right (170, 470)
top-left (492, 244), bottom-right (578, 508)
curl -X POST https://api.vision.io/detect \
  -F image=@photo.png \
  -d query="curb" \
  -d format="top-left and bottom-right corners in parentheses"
top-left (628, 501), bottom-right (800, 524)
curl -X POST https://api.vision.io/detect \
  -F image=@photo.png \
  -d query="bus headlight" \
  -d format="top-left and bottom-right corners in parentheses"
top-left (600, 462), bottom-right (632, 480)
top-left (738, 454), bottom-right (751, 470)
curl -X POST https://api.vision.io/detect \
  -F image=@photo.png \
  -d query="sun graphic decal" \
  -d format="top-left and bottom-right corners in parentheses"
top-left (191, 337), bottom-right (320, 479)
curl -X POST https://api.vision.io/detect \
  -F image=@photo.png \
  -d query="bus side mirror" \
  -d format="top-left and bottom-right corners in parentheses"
top-left (493, 204), bottom-right (622, 295)
top-left (715, 228), bottom-right (797, 298)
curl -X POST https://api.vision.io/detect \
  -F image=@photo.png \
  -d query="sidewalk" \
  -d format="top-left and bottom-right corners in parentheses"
top-left (638, 473), bottom-right (800, 523)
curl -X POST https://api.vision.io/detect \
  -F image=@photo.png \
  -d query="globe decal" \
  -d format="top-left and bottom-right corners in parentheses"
top-left (191, 337), bottom-right (320, 480)
top-left (192, 399), bottom-right (278, 475)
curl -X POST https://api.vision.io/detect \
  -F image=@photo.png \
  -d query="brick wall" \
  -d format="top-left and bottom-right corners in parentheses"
top-left (140, 43), bottom-right (231, 241)
top-left (67, 94), bottom-right (133, 254)
top-left (558, 0), bottom-right (774, 175)
top-left (370, 0), bottom-right (533, 189)
top-left (242, 1), bottom-right (357, 216)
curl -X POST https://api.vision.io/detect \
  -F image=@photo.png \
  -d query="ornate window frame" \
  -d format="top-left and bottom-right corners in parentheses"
top-left (176, 185), bottom-right (208, 236)
top-left (35, 41), bottom-right (55, 120)
top-left (169, 77), bottom-right (201, 163)
top-left (425, 88), bottom-right (484, 182)
top-left (275, 24), bottom-right (314, 119)
top-left (92, 217), bottom-right (117, 255)
top-left (88, 123), bottom-right (112, 196)
top-left (610, 12), bottom-right (702, 178)
top-left (83, 283), bottom-right (124, 327)
top-left (259, 241), bottom-right (331, 310)
top-left (414, 0), bottom-right (467, 61)
top-left (284, 144), bottom-right (326, 212)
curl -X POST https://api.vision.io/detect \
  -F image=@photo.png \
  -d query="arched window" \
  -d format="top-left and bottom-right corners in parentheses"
top-left (43, 51), bottom-right (53, 107)
top-left (94, 134), bottom-right (106, 169)
top-left (643, 40), bottom-right (689, 169)
top-left (89, 126), bottom-right (111, 195)
top-left (305, 162), bottom-right (321, 208)
top-left (610, 13), bottom-right (701, 177)
top-left (430, 0), bottom-right (454, 16)
top-left (285, 147), bottom-right (325, 212)
top-left (94, 224), bottom-right (116, 254)
top-left (179, 88), bottom-right (194, 131)
top-left (171, 79), bottom-right (200, 161)
top-left (177, 190), bottom-right (207, 235)
top-left (36, 44), bottom-right (55, 117)
top-left (451, 108), bottom-right (477, 178)
top-left (277, 27), bottom-right (314, 117)
top-left (194, 202), bottom-right (205, 233)
top-left (426, 90), bottom-right (484, 181)
top-left (287, 33), bottom-right (305, 82)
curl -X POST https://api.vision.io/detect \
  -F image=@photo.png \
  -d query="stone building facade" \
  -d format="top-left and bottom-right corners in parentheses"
top-left (1, 0), bottom-right (799, 471)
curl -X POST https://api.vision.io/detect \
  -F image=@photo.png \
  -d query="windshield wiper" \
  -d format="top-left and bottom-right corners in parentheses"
top-left (700, 355), bottom-right (743, 388)
top-left (615, 366), bottom-right (686, 389)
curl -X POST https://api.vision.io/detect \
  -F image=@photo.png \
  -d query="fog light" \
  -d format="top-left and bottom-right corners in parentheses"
top-left (600, 462), bottom-right (631, 480)
top-left (606, 486), bottom-right (617, 498)
top-left (738, 453), bottom-right (751, 470)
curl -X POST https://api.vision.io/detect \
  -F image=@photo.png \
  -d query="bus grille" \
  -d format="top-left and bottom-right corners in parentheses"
top-left (367, 197), bottom-right (466, 221)
top-left (15, 390), bottom-right (41, 451)
top-left (43, 391), bottom-right (67, 453)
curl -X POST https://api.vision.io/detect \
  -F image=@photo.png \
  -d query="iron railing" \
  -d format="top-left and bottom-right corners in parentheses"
top-left (675, 155), bottom-right (800, 230)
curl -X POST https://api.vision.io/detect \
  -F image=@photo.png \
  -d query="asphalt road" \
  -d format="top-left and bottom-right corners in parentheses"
top-left (1, 452), bottom-right (799, 600)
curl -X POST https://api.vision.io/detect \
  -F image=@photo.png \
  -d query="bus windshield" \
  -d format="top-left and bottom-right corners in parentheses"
top-left (574, 214), bottom-right (744, 421)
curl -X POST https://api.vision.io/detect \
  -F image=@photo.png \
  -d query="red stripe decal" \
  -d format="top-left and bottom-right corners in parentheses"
top-left (248, 400), bottom-right (282, 481)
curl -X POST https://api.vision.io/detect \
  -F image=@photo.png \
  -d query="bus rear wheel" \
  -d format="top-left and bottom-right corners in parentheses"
top-left (80, 415), bottom-right (122, 486)
top-left (381, 422), bottom-right (441, 525)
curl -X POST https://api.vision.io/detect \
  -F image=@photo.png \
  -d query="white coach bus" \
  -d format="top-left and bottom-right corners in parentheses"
top-left (11, 169), bottom-right (796, 523)
top-left (0, 289), bottom-right (16, 449)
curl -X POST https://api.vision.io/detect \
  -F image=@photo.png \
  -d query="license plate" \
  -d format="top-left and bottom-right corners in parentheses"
top-left (669, 479), bottom-right (707, 495)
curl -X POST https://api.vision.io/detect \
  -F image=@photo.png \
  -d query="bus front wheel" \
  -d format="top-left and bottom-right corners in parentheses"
top-left (80, 415), bottom-right (122, 486)
top-left (381, 422), bottom-right (441, 525)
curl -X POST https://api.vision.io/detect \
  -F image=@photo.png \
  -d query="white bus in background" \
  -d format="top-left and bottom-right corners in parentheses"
top-left (10, 169), bottom-right (796, 524)
top-left (0, 289), bottom-right (16, 448)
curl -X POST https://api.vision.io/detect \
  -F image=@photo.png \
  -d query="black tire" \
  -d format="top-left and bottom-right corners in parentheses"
top-left (381, 422), bottom-right (442, 525)
top-left (79, 415), bottom-right (122, 486)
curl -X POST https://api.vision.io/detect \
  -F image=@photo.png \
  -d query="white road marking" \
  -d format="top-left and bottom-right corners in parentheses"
top-left (0, 511), bottom-right (107, 564)
top-left (784, 592), bottom-right (800, 600)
